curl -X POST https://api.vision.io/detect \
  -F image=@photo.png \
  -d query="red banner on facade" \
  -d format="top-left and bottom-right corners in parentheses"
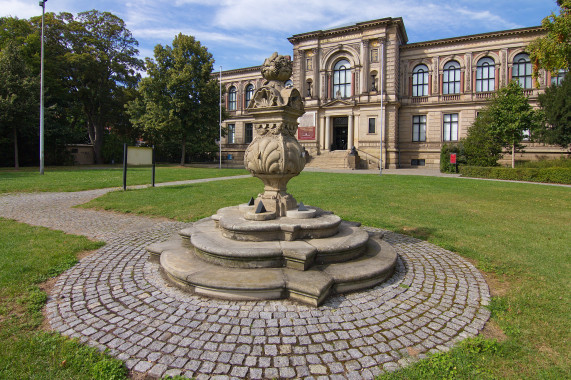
top-left (298, 126), bottom-right (316, 140)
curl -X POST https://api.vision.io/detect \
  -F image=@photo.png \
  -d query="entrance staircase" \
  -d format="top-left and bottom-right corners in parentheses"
top-left (305, 150), bottom-right (349, 169)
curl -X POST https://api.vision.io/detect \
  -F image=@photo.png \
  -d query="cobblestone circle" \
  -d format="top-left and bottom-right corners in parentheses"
top-left (0, 185), bottom-right (490, 379)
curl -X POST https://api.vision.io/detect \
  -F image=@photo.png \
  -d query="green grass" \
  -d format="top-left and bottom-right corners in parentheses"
top-left (84, 172), bottom-right (571, 379)
top-left (0, 165), bottom-right (247, 193)
top-left (0, 218), bottom-right (126, 379)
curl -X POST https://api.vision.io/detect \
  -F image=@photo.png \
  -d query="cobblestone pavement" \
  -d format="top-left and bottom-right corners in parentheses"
top-left (0, 187), bottom-right (490, 379)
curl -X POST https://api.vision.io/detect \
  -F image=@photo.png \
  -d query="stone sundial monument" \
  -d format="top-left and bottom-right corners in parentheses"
top-left (148, 53), bottom-right (397, 306)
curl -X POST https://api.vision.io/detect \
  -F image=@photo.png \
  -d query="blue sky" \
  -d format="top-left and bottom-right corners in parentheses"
top-left (1, 0), bottom-right (559, 71)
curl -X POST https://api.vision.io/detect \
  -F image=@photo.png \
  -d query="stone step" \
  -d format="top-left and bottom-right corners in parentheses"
top-left (153, 233), bottom-right (397, 306)
top-left (177, 217), bottom-right (368, 270)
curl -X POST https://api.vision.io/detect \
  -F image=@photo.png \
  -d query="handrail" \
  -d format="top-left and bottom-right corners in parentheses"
top-left (355, 148), bottom-right (380, 166)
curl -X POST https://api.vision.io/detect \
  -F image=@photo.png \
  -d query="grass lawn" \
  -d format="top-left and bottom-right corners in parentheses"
top-left (83, 172), bottom-right (571, 379)
top-left (0, 218), bottom-right (127, 379)
top-left (0, 165), bottom-right (247, 193)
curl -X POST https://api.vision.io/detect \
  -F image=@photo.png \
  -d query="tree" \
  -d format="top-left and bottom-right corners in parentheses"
top-left (536, 75), bottom-right (571, 149)
top-left (528, 1), bottom-right (571, 82)
top-left (464, 81), bottom-right (540, 168)
top-left (0, 41), bottom-right (39, 169)
top-left (462, 112), bottom-right (503, 167)
top-left (58, 10), bottom-right (144, 164)
top-left (128, 34), bottom-right (223, 165)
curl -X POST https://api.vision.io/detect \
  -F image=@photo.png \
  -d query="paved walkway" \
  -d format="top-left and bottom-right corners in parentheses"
top-left (0, 178), bottom-right (490, 379)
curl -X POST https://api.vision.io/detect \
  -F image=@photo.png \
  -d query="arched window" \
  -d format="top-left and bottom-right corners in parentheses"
top-left (245, 84), bottom-right (254, 107)
top-left (512, 53), bottom-right (532, 89)
top-left (551, 69), bottom-right (567, 86)
top-left (412, 64), bottom-right (429, 97)
top-left (228, 86), bottom-right (237, 111)
top-left (476, 57), bottom-right (495, 92)
top-left (443, 61), bottom-right (461, 94)
top-left (333, 59), bottom-right (351, 98)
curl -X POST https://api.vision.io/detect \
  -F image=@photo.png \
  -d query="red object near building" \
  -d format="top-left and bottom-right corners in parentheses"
top-left (450, 153), bottom-right (457, 164)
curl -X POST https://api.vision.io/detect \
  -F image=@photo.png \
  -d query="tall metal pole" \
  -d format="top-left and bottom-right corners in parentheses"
top-left (39, 0), bottom-right (47, 174)
top-left (219, 66), bottom-right (222, 169)
top-left (379, 39), bottom-right (384, 175)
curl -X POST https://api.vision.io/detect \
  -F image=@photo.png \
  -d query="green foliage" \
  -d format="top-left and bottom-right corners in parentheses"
top-left (0, 219), bottom-right (124, 379)
top-left (0, 166), bottom-right (248, 193)
top-left (0, 12), bottom-right (144, 166)
top-left (0, 40), bottom-right (39, 169)
top-left (463, 81), bottom-right (540, 168)
top-left (0, 332), bottom-right (127, 380)
top-left (88, 173), bottom-right (571, 377)
top-left (459, 165), bottom-right (571, 184)
top-left (380, 337), bottom-right (501, 380)
top-left (127, 34), bottom-right (224, 165)
top-left (440, 143), bottom-right (465, 173)
top-left (462, 112), bottom-right (503, 167)
top-left (528, 1), bottom-right (571, 81)
top-left (516, 156), bottom-right (571, 168)
top-left (537, 75), bottom-right (571, 148)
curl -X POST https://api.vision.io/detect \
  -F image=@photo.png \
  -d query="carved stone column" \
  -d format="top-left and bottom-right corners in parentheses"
top-left (325, 116), bottom-right (331, 151)
top-left (348, 114), bottom-right (354, 150)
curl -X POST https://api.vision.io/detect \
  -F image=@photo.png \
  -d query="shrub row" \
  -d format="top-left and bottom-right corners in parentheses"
top-left (459, 166), bottom-right (571, 184)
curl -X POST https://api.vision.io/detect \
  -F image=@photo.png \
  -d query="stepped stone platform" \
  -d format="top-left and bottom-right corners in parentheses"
top-left (148, 204), bottom-right (397, 306)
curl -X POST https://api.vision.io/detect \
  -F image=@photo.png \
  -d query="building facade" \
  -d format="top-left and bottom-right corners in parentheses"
top-left (220, 17), bottom-right (567, 169)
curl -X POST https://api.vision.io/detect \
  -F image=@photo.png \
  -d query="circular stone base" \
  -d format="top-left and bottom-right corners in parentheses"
top-left (153, 232), bottom-right (397, 307)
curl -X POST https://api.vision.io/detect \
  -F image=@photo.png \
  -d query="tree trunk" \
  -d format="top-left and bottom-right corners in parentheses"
top-left (511, 142), bottom-right (515, 168)
top-left (180, 134), bottom-right (186, 166)
top-left (87, 119), bottom-right (104, 165)
top-left (13, 126), bottom-right (19, 170)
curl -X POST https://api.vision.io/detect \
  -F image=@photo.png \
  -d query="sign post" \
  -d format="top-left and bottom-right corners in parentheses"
top-left (123, 143), bottom-right (128, 191)
top-left (450, 153), bottom-right (458, 173)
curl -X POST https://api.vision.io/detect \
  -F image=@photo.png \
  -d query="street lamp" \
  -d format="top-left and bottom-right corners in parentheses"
top-left (39, 0), bottom-right (47, 174)
top-left (219, 66), bottom-right (222, 169)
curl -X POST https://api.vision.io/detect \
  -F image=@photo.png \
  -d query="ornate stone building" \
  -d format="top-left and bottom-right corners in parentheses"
top-left (219, 17), bottom-right (566, 169)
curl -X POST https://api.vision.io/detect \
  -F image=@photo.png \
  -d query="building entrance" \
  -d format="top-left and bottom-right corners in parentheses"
top-left (332, 117), bottom-right (348, 150)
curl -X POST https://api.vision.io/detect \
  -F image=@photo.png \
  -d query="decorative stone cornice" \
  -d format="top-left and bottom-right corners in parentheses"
top-left (401, 26), bottom-right (544, 50)
top-left (217, 65), bottom-right (263, 77)
top-left (288, 17), bottom-right (407, 44)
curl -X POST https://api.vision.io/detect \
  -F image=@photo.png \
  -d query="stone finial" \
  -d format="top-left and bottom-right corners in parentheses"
top-left (261, 52), bottom-right (293, 82)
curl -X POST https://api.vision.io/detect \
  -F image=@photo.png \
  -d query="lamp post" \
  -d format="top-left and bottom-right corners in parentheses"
top-left (379, 39), bottom-right (384, 175)
top-left (39, 0), bottom-right (47, 175)
top-left (219, 66), bottom-right (222, 169)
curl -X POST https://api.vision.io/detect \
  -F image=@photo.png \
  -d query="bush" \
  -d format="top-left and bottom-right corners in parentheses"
top-left (440, 143), bottom-right (465, 173)
top-left (459, 166), bottom-right (571, 184)
top-left (463, 112), bottom-right (503, 167)
top-left (515, 156), bottom-right (571, 169)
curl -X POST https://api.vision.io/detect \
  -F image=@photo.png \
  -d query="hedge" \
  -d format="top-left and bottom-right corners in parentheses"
top-left (459, 166), bottom-right (571, 184)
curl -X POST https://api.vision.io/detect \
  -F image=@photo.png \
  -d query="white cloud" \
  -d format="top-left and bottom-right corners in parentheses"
top-left (212, 0), bottom-right (523, 38)
top-left (0, 0), bottom-right (45, 19)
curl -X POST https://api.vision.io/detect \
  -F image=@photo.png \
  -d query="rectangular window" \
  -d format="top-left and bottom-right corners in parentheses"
top-left (227, 124), bottom-right (235, 144)
top-left (306, 57), bottom-right (313, 71)
top-left (245, 123), bottom-right (253, 143)
top-left (522, 129), bottom-right (530, 141)
top-left (368, 118), bottom-right (376, 134)
top-left (370, 48), bottom-right (379, 63)
top-left (411, 159), bottom-right (425, 166)
top-left (412, 115), bottom-right (426, 142)
top-left (443, 113), bottom-right (459, 141)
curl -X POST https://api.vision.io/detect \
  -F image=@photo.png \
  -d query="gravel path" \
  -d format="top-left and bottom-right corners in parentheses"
top-left (0, 182), bottom-right (490, 379)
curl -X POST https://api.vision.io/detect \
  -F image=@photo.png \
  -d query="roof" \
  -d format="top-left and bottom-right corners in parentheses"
top-left (288, 17), bottom-right (408, 44)
top-left (402, 26), bottom-right (544, 50)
